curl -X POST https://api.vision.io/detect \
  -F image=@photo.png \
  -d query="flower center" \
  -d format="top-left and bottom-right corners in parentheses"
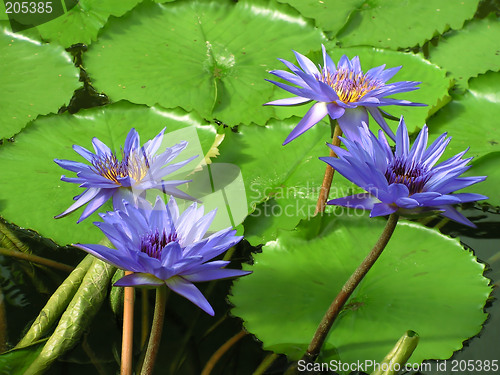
top-left (385, 157), bottom-right (430, 195)
top-left (91, 149), bottom-right (150, 185)
top-left (319, 68), bottom-right (381, 103)
top-left (140, 229), bottom-right (178, 260)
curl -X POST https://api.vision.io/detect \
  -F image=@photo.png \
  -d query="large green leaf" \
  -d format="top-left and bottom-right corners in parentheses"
top-left (0, 101), bottom-right (217, 246)
top-left (0, 27), bottom-right (79, 139)
top-left (0, 342), bottom-right (45, 375)
top-left (335, 0), bottom-right (480, 49)
top-left (276, 0), bottom-right (364, 34)
top-left (217, 118), bottom-right (363, 246)
top-left (84, 0), bottom-right (325, 127)
top-left (428, 72), bottom-right (500, 162)
top-left (33, 0), bottom-right (143, 47)
top-left (428, 14), bottom-right (500, 90)
top-left (231, 215), bottom-right (490, 367)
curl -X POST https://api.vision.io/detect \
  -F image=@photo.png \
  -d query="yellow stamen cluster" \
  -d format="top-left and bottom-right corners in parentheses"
top-left (91, 151), bottom-right (150, 185)
top-left (320, 68), bottom-right (381, 103)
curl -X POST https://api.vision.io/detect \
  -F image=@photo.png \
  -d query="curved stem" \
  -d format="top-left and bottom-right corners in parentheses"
top-left (201, 329), bottom-right (247, 375)
top-left (141, 285), bottom-right (168, 375)
top-left (252, 352), bottom-right (279, 375)
top-left (302, 213), bottom-right (399, 363)
top-left (0, 247), bottom-right (74, 273)
top-left (121, 271), bottom-right (135, 375)
top-left (315, 120), bottom-right (343, 215)
top-left (140, 289), bottom-right (150, 350)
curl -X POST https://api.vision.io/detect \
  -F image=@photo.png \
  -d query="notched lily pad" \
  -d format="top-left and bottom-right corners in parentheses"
top-left (231, 215), bottom-right (490, 367)
top-left (84, 0), bottom-right (325, 126)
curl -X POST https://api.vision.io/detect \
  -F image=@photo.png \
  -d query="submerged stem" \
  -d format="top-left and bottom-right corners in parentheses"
top-left (302, 213), bottom-right (399, 364)
top-left (201, 329), bottom-right (247, 375)
top-left (0, 247), bottom-right (74, 273)
top-left (315, 120), bottom-right (343, 215)
top-left (141, 285), bottom-right (168, 375)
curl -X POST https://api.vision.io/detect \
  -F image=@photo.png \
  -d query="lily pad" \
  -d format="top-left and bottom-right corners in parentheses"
top-left (0, 27), bottom-right (80, 139)
top-left (428, 14), bottom-right (500, 90)
top-left (230, 215), bottom-right (490, 367)
top-left (428, 72), bottom-right (500, 162)
top-left (84, 0), bottom-right (325, 127)
top-left (34, 0), bottom-right (143, 47)
top-left (335, 0), bottom-right (480, 49)
top-left (217, 118), bottom-right (363, 246)
top-left (276, 0), bottom-right (365, 34)
top-left (0, 101), bottom-right (217, 246)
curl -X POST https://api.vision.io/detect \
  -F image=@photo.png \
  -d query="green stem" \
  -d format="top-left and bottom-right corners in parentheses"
top-left (253, 352), bottom-right (279, 375)
top-left (170, 246), bottom-right (236, 372)
top-left (315, 119), bottom-right (342, 215)
top-left (141, 286), bottom-right (168, 375)
top-left (0, 247), bottom-right (74, 273)
top-left (371, 330), bottom-right (419, 375)
top-left (301, 213), bottom-right (399, 364)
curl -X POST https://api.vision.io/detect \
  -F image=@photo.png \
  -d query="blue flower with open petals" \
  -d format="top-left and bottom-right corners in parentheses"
top-left (320, 117), bottom-right (487, 227)
top-left (55, 128), bottom-right (196, 223)
top-left (75, 196), bottom-right (249, 315)
top-left (265, 45), bottom-right (424, 145)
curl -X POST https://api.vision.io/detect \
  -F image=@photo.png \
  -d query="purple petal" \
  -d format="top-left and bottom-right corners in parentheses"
top-left (265, 79), bottom-right (310, 99)
top-left (370, 203), bottom-right (397, 217)
top-left (439, 206), bottom-right (476, 228)
top-left (183, 268), bottom-right (251, 282)
top-left (450, 193), bottom-right (488, 203)
top-left (283, 101), bottom-right (328, 145)
top-left (367, 107), bottom-right (396, 141)
top-left (395, 117), bottom-right (410, 157)
top-left (92, 137), bottom-right (112, 156)
top-left (265, 97), bottom-right (312, 106)
top-left (76, 188), bottom-right (115, 223)
top-left (143, 128), bottom-right (165, 155)
top-left (72, 145), bottom-right (95, 162)
top-left (54, 159), bottom-right (92, 173)
top-left (336, 107), bottom-right (369, 142)
top-left (326, 103), bottom-right (346, 120)
top-left (408, 125), bottom-right (429, 162)
top-left (55, 188), bottom-right (101, 219)
top-left (269, 69), bottom-right (307, 87)
top-left (123, 128), bottom-right (140, 154)
top-left (327, 193), bottom-right (376, 210)
top-left (293, 50), bottom-right (320, 76)
top-left (114, 272), bottom-right (165, 287)
top-left (165, 276), bottom-right (214, 315)
top-left (321, 45), bottom-right (336, 73)
top-left (73, 243), bottom-right (129, 269)
top-left (377, 66), bottom-right (402, 83)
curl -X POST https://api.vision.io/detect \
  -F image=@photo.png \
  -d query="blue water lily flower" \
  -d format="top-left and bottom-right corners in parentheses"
top-left (320, 117), bottom-right (487, 227)
top-left (265, 45), bottom-right (425, 145)
top-left (55, 128), bottom-right (196, 223)
top-left (75, 196), bottom-right (249, 316)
